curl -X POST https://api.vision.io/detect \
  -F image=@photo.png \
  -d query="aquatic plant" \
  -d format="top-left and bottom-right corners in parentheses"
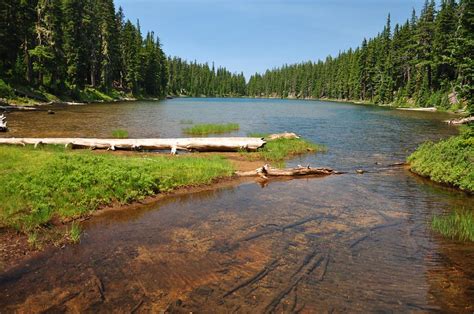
top-left (69, 222), bottom-right (82, 244)
top-left (432, 210), bottom-right (474, 242)
top-left (112, 129), bottom-right (129, 139)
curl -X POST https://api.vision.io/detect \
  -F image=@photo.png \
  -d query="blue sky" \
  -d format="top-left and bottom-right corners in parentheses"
top-left (115, 0), bottom-right (425, 78)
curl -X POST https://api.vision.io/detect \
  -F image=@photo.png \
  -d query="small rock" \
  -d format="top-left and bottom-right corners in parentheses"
top-left (356, 169), bottom-right (365, 174)
top-left (47, 110), bottom-right (55, 114)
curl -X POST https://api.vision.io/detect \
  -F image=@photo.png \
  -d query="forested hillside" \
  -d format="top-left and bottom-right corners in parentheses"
top-left (0, 0), bottom-right (168, 101)
top-left (167, 57), bottom-right (247, 97)
top-left (0, 0), bottom-right (472, 111)
top-left (247, 0), bottom-right (473, 111)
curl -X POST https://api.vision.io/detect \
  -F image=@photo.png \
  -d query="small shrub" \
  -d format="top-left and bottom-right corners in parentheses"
top-left (0, 79), bottom-right (14, 98)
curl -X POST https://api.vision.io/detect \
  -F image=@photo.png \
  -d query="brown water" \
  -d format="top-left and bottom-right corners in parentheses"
top-left (0, 98), bottom-right (473, 312)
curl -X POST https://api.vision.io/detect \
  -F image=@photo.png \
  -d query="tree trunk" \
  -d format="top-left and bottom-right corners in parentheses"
top-left (236, 164), bottom-right (336, 179)
top-left (0, 137), bottom-right (266, 152)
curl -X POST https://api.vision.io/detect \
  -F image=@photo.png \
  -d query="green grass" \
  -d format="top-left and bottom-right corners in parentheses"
top-left (408, 126), bottom-right (474, 192)
top-left (183, 123), bottom-right (240, 135)
top-left (78, 87), bottom-right (114, 102)
top-left (432, 210), bottom-right (474, 242)
top-left (0, 146), bottom-right (233, 233)
top-left (69, 222), bottom-right (82, 244)
top-left (112, 129), bottom-right (129, 139)
top-left (244, 134), bottom-right (326, 162)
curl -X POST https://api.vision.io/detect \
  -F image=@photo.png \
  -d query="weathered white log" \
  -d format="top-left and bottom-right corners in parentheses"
top-left (444, 116), bottom-right (474, 125)
top-left (0, 114), bottom-right (7, 132)
top-left (236, 164), bottom-right (336, 178)
top-left (0, 137), bottom-right (266, 152)
top-left (266, 132), bottom-right (300, 140)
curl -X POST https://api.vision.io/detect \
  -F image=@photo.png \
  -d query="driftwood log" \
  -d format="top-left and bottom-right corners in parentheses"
top-left (266, 132), bottom-right (300, 140)
top-left (445, 116), bottom-right (474, 125)
top-left (0, 137), bottom-right (266, 152)
top-left (236, 164), bottom-right (336, 179)
top-left (0, 114), bottom-right (7, 132)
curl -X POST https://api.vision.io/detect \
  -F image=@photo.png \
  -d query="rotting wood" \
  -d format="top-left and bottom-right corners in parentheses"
top-left (0, 137), bottom-right (266, 152)
top-left (236, 164), bottom-right (336, 178)
top-left (0, 114), bottom-right (7, 132)
top-left (445, 116), bottom-right (474, 125)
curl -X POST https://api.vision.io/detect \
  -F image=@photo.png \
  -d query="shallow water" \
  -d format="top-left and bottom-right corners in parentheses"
top-left (1, 98), bottom-right (473, 312)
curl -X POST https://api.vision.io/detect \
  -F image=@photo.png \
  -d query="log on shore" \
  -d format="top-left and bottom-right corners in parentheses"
top-left (236, 164), bottom-right (336, 179)
top-left (0, 137), bottom-right (266, 152)
top-left (0, 114), bottom-right (7, 132)
top-left (445, 116), bottom-right (474, 125)
top-left (266, 132), bottom-right (300, 140)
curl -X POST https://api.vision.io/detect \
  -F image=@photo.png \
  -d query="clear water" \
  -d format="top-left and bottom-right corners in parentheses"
top-left (0, 98), bottom-right (472, 312)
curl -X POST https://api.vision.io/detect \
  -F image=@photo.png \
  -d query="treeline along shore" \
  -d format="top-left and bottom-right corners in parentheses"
top-left (1, 0), bottom-right (473, 112)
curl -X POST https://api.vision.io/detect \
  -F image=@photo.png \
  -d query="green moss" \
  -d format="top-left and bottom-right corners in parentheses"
top-left (183, 123), bottom-right (240, 135)
top-left (0, 146), bottom-right (233, 232)
top-left (432, 210), bottom-right (474, 242)
top-left (408, 127), bottom-right (474, 192)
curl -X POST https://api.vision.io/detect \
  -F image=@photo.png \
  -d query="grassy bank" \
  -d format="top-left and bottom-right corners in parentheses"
top-left (432, 210), bottom-right (474, 242)
top-left (408, 127), bottom-right (474, 192)
top-left (245, 133), bottom-right (326, 162)
top-left (0, 146), bottom-right (233, 233)
top-left (183, 123), bottom-right (240, 135)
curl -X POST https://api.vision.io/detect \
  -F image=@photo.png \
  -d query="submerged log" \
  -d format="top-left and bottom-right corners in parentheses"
top-left (0, 137), bottom-right (266, 152)
top-left (445, 116), bottom-right (474, 125)
top-left (0, 114), bottom-right (7, 132)
top-left (236, 164), bottom-right (336, 179)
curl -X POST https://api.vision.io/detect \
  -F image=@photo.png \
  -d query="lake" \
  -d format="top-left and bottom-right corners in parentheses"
top-left (1, 98), bottom-right (473, 312)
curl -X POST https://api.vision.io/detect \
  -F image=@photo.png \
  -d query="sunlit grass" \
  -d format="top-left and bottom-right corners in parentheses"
top-left (432, 210), bottom-right (474, 242)
top-left (69, 222), bottom-right (82, 244)
top-left (408, 126), bottom-right (474, 192)
top-left (243, 134), bottom-right (326, 162)
top-left (0, 146), bottom-right (233, 233)
top-left (183, 123), bottom-right (239, 135)
top-left (112, 129), bottom-right (129, 139)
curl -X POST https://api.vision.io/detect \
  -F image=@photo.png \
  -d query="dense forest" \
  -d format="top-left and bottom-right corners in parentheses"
top-left (248, 0), bottom-right (473, 111)
top-left (0, 0), bottom-right (472, 111)
top-left (167, 57), bottom-right (246, 97)
top-left (0, 0), bottom-right (168, 100)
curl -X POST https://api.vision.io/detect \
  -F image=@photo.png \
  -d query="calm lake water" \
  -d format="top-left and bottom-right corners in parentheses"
top-left (1, 98), bottom-right (473, 312)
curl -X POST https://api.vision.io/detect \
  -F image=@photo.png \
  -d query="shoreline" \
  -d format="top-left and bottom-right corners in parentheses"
top-left (0, 150), bottom-right (287, 271)
top-left (1, 94), bottom-right (466, 115)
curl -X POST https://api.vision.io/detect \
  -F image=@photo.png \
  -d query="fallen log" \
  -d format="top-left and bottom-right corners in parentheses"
top-left (0, 114), bottom-right (7, 132)
top-left (0, 137), bottom-right (266, 152)
top-left (236, 164), bottom-right (336, 179)
top-left (445, 116), bottom-right (474, 125)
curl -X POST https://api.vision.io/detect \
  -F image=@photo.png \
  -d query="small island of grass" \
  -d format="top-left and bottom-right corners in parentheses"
top-left (183, 123), bottom-right (240, 135)
top-left (246, 133), bottom-right (326, 162)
